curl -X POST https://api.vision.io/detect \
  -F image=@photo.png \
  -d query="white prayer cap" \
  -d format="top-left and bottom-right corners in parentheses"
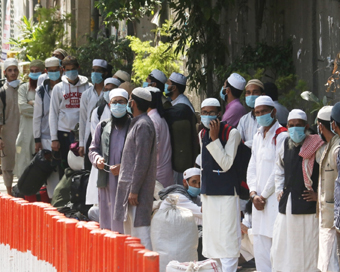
top-left (169, 72), bottom-right (187, 85)
top-left (183, 167), bottom-right (201, 180)
top-left (150, 69), bottom-right (167, 84)
top-left (109, 88), bottom-right (129, 101)
top-left (45, 57), bottom-right (60, 68)
top-left (245, 79), bottom-right (264, 90)
top-left (288, 109), bottom-right (307, 122)
top-left (254, 95), bottom-right (274, 108)
top-left (195, 154), bottom-right (201, 167)
top-left (227, 73), bottom-right (246, 91)
top-left (201, 98), bottom-right (220, 108)
top-left (317, 105), bottom-right (333, 121)
top-left (4, 58), bottom-right (18, 70)
top-left (92, 59), bottom-right (107, 69)
top-left (114, 70), bottom-right (131, 82)
top-left (145, 86), bottom-right (160, 93)
top-left (132, 87), bottom-right (152, 102)
top-left (104, 77), bottom-right (121, 87)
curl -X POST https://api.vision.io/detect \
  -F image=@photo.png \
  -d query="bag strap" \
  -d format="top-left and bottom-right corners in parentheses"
top-left (97, 102), bottom-right (106, 121)
top-left (272, 127), bottom-right (288, 145)
top-left (0, 86), bottom-right (6, 125)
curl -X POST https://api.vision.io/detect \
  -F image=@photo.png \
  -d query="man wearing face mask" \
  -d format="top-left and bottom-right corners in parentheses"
top-left (88, 88), bottom-right (130, 232)
top-left (220, 73), bottom-right (247, 127)
top-left (0, 58), bottom-right (21, 195)
top-left (85, 79), bottom-right (123, 208)
top-left (15, 60), bottom-right (45, 179)
top-left (37, 48), bottom-right (68, 87)
top-left (246, 95), bottom-right (288, 272)
top-left (33, 57), bottom-right (63, 198)
top-left (199, 98), bottom-right (242, 272)
top-left (143, 69), bottom-right (172, 109)
top-left (237, 79), bottom-right (264, 149)
top-left (79, 59), bottom-right (108, 168)
top-left (49, 56), bottom-right (91, 178)
top-left (271, 109), bottom-right (324, 272)
top-left (316, 105), bottom-right (340, 272)
top-left (165, 72), bottom-right (194, 112)
top-left (146, 86), bottom-right (173, 188)
top-left (114, 88), bottom-right (157, 250)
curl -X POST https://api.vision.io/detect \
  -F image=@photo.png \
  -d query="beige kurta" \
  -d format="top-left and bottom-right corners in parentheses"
top-left (14, 83), bottom-right (35, 178)
top-left (0, 83), bottom-right (20, 174)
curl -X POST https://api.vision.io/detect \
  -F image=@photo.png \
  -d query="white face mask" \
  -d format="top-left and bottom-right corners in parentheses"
top-left (8, 80), bottom-right (20, 88)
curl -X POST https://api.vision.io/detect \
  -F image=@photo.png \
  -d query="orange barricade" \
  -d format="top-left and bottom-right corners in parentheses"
top-left (0, 194), bottom-right (160, 272)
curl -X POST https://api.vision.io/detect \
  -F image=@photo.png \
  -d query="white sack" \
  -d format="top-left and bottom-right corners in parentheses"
top-left (166, 259), bottom-right (222, 272)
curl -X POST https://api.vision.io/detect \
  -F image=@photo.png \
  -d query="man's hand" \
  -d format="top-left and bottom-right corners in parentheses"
top-left (277, 191), bottom-right (283, 202)
top-left (0, 139), bottom-right (5, 150)
top-left (241, 223), bottom-right (249, 235)
top-left (78, 146), bottom-right (84, 157)
top-left (97, 157), bottom-right (105, 170)
top-left (302, 190), bottom-right (317, 202)
top-left (128, 193), bottom-right (139, 206)
top-left (110, 164), bottom-right (120, 176)
top-left (51, 140), bottom-right (60, 152)
top-left (253, 195), bottom-right (265, 210)
top-left (28, 100), bottom-right (34, 106)
top-left (35, 142), bottom-right (42, 153)
top-left (209, 119), bottom-right (220, 141)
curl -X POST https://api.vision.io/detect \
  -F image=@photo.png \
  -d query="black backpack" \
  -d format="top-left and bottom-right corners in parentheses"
top-left (17, 149), bottom-right (57, 196)
top-left (164, 103), bottom-right (199, 173)
top-left (70, 170), bottom-right (90, 204)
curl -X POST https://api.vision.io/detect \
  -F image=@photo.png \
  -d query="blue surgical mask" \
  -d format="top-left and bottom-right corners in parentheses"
top-left (91, 72), bottom-right (103, 84)
top-left (8, 80), bottom-right (20, 88)
top-left (48, 71), bottom-right (61, 81)
top-left (256, 111), bottom-right (274, 127)
top-left (142, 82), bottom-right (149, 88)
top-left (65, 69), bottom-right (79, 81)
top-left (165, 84), bottom-right (173, 95)
top-left (103, 91), bottom-right (110, 103)
top-left (220, 87), bottom-right (226, 101)
top-left (201, 115), bottom-right (217, 129)
top-left (330, 122), bottom-right (336, 134)
top-left (245, 95), bottom-right (259, 108)
top-left (186, 181), bottom-right (201, 197)
top-left (126, 101), bottom-right (133, 115)
top-left (288, 126), bottom-right (306, 143)
top-left (29, 72), bottom-right (42, 80)
top-left (110, 103), bottom-right (127, 118)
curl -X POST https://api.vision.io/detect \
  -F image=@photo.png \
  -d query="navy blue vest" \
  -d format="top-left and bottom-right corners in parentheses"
top-left (201, 123), bottom-right (239, 196)
top-left (279, 138), bottom-right (319, 214)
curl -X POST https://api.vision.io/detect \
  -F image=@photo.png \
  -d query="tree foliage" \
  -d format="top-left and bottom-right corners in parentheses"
top-left (74, 34), bottom-right (133, 78)
top-left (96, 0), bottom-right (162, 28)
top-left (9, 7), bottom-right (72, 61)
top-left (127, 20), bottom-right (182, 84)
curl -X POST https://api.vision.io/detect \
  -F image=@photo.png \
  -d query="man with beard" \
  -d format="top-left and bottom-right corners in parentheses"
top-left (88, 88), bottom-right (130, 232)
top-left (15, 60), bottom-right (45, 178)
top-left (114, 87), bottom-right (157, 249)
top-left (316, 106), bottom-right (340, 272)
top-left (271, 109), bottom-right (324, 272)
top-left (0, 58), bottom-right (21, 195)
top-left (165, 72), bottom-right (194, 112)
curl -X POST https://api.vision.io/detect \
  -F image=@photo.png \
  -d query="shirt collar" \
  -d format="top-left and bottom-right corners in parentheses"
top-left (225, 98), bottom-right (241, 110)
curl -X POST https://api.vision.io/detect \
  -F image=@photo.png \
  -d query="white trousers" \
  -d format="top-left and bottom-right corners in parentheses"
top-left (220, 256), bottom-right (238, 272)
top-left (253, 234), bottom-right (272, 272)
top-left (124, 204), bottom-right (152, 250)
top-left (318, 226), bottom-right (339, 272)
top-left (41, 139), bottom-right (60, 198)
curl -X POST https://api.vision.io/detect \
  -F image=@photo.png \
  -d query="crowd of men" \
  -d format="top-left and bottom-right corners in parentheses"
top-left (2, 49), bottom-right (340, 272)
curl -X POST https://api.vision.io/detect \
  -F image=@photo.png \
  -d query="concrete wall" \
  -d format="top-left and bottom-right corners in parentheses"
top-left (223, 0), bottom-right (340, 103)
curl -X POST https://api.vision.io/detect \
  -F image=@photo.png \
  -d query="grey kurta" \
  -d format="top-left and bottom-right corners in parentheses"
top-left (114, 113), bottom-right (157, 227)
top-left (14, 83), bottom-right (35, 178)
top-left (0, 83), bottom-right (20, 174)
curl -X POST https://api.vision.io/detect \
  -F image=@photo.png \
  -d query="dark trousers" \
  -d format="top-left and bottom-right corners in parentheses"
top-left (55, 131), bottom-right (75, 179)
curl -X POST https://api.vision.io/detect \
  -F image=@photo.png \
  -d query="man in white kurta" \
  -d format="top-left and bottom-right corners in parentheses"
top-left (271, 109), bottom-right (323, 272)
top-left (247, 96), bottom-right (287, 272)
top-left (199, 98), bottom-right (241, 272)
top-left (78, 59), bottom-right (108, 162)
